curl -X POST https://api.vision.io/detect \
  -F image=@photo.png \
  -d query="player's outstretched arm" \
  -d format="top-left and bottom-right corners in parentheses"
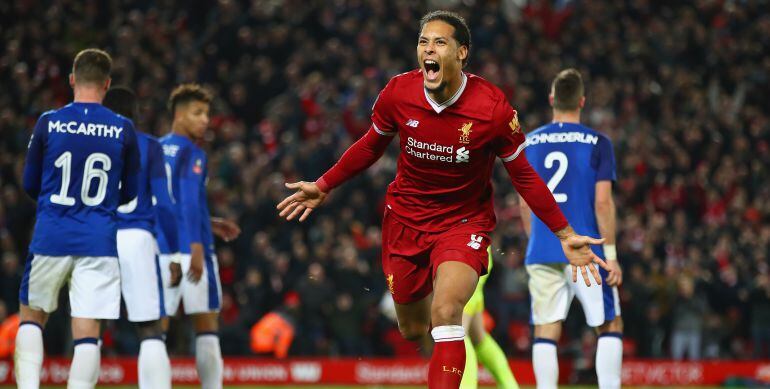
top-left (277, 181), bottom-right (327, 222)
top-left (277, 124), bottom-right (393, 222)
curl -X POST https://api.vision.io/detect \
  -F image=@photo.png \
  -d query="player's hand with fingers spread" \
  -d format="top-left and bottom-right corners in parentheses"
top-left (555, 226), bottom-right (609, 286)
top-left (277, 181), bottom-right (328, 222)
top-left (211, 217), bottom-right (241, 241)
top-left (188, 243), bottom-right (204, 283)
top-left (606, 259), bottom-right (623, 286)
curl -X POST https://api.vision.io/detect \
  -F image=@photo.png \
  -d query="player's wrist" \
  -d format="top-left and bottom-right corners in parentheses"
top-left (603, 244), bottom-right (617, 261)
top-left (555, 225), bottom-right (576, 241)
top-left (170, 253), bottom-right (182, 264)
top-left (315, 177), bottom-right (330, 194)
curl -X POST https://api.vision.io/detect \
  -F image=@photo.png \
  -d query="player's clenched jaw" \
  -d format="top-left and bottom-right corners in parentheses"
top-left (417, 11), bottom-right (470, 99)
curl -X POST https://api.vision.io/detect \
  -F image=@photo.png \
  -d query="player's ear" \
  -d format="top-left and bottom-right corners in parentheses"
top-left (579, 96), bottom-right (586, 109)
top-left (104, 77), bottom-right (112, 92)
top-left (69, 73), bottom-right (76, 88)
top-left (548, 93), bottom-right (555, 107)
top-left (457, 45), bottom-right (468, 66)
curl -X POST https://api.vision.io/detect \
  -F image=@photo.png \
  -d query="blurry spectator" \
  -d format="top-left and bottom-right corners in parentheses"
top-left (671, 276), bottom-right (708, 360)
top-left (750, 274), bottom-right (770, 359)
top-left (329, 293), bottom-right (365, 355)
top-left (0, 301), bottom-right (19, 358)
top-left (0, 252), bottom-right (22, 314)
top-left (250, 292), bottom-right (299, 359)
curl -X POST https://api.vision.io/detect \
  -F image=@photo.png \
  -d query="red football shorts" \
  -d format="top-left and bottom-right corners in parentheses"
top-left (381, 208), bottom-right (491, 305)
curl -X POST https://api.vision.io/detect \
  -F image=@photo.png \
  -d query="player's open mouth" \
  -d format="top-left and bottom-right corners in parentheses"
top-left (424, 59), bottom-right (440, 82)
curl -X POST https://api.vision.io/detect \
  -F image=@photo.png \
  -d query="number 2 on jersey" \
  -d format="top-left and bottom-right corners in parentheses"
top-left (544, 151), bottom-right (568, 203)
top-left (50, 151), bottom-right (112, 206)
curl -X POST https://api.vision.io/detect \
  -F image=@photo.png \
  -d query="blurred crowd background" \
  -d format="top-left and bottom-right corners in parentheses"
top-left (1, 0), bottom-right (769, 369)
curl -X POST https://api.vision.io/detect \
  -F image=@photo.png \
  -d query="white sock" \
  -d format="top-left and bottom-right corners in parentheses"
top-left (532, 339), bottom-right (558, 389)
top-left (139, 338), bottom-right (172, 389)
top-left (596, 333), bottom-right (623, 389)
top-left (67, 339), bottom-right (100, 389)
top-left (15, 322), bottom-right (44, 389)
top-left (195, 334), bottom-right (223, 389)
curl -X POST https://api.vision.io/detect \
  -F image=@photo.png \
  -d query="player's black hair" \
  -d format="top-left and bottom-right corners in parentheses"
top-left (551, 68), bottom-right (584, 111)
top-left (103, 86), bottom-right (136, 120)
top-left (168, 83), bottom-right (212, 115)
top-left (72, 48), bottom-right (112, 84)
top-left (419, 10), bottom-right (472, 68)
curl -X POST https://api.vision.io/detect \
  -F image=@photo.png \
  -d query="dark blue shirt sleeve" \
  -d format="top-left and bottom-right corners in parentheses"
top-left (179, 148), bottom-right (205, 244)
top-left (22, 115), bottom-right (48, 199)
top-left (592, 135), bottom-right (617, 182)
top-left (120, 121), bottom-right (140, 205)
top-left (148, 139), bottom-right (180, 253)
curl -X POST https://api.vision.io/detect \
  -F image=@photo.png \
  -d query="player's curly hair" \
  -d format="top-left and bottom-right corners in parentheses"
top-left (168, 83), bottom-right (213, 115)
top-left (419, 10), bottom-right (472, 68)
top-left (72, 48), bottom-right (112, 84)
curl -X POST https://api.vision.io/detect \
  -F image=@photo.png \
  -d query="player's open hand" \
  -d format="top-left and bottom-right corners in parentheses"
top-left (606, 260), bottom-right (623, 286)
top-left (557, 227), bottom-right (608, 286)
top-left (211, 217), bottom-right (241, 241)
top-left (169, 261), bottom-right (182, 287)
top-left (277, 181), bottom-right (327, 222)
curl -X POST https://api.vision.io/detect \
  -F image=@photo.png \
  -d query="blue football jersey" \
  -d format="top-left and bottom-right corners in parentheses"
top-left (155, 133), bottom-right (214, 255)
top-left (524, 122), bottom-right (616, 265)
top-left (116, 131), bottom-right (179, 253)
top-left (23, 102), bottom-right (140, 257)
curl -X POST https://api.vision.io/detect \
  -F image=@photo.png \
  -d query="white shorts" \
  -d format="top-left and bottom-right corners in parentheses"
top-left (117, 229), bottom-right (166, 322)
top-left (20, 254), bottom-right (120, 319)
top-left (527, 263), bottom-right (621, 327)
top-left (159, 253), bottom-right (221, 315)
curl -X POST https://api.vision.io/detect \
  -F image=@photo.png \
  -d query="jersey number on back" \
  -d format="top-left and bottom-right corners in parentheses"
top-left (544, 151), bottom-right (568, 203)
top-left (51, 151), bottom-right (112, 206)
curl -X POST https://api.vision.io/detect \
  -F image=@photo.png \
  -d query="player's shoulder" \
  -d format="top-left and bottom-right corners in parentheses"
top-left (464, 72), bottom-right (508, 104)
top-left (460, 72), bottom-right (510, 120)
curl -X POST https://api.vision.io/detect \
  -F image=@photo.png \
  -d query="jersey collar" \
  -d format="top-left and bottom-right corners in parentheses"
top-left (423, 72), bottom-right (468, 114)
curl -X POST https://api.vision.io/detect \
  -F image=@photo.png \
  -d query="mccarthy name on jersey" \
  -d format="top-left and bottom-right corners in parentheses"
top-left (23, 102), bottom-right (139, 257)
top-left (371, 69), bottom-right (525, 232)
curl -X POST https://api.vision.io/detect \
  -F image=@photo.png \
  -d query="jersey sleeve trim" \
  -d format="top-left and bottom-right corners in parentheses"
top-left (500, 142), bottom-right (527, 162)
top-left (372, 123), bottom-right (396, 137)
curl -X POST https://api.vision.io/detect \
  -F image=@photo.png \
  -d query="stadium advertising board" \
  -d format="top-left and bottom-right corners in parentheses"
top-left (0, 358), bottom-right (769, 386)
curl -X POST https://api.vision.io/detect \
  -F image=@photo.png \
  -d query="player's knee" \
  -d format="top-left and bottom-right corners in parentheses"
top-left (601, 316), bottom-right (624, 334)
top-left (136, 320), bottom-right (164, 340)
top-left (430, 300), bottom-right (463, 326)
top-left (398, 321), bottom-right (429, 342)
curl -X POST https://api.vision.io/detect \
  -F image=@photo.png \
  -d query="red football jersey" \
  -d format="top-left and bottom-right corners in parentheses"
top-left (372, 69), bottom-right (525, 232)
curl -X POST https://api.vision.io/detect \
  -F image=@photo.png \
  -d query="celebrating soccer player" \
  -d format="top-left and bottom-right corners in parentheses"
top-left (104, 86), bottom-right (178, 389)
top-left (520, 69), bottom-right (623, 389)
top-left (15, 49), bottom-right (140, 389)
top-left (278, 11), bottom-right (608, 388)
top-left (154, 84), bottom-right (240, 389)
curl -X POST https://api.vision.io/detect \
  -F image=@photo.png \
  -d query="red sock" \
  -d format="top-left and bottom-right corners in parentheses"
top-left (428, 325), bottom-right (466, 389)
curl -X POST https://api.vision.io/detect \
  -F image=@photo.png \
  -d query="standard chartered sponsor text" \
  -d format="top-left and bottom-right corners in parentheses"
top-left (406, 136), bottom-right (454, 162)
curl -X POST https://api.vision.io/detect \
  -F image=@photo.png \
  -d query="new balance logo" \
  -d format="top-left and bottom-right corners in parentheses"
top-left (467, 234), bottom-right (483, 250)
top-left (406, 119), bottom-right (420, 127)
top-left (456, 147), bottom-right (469, 163)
